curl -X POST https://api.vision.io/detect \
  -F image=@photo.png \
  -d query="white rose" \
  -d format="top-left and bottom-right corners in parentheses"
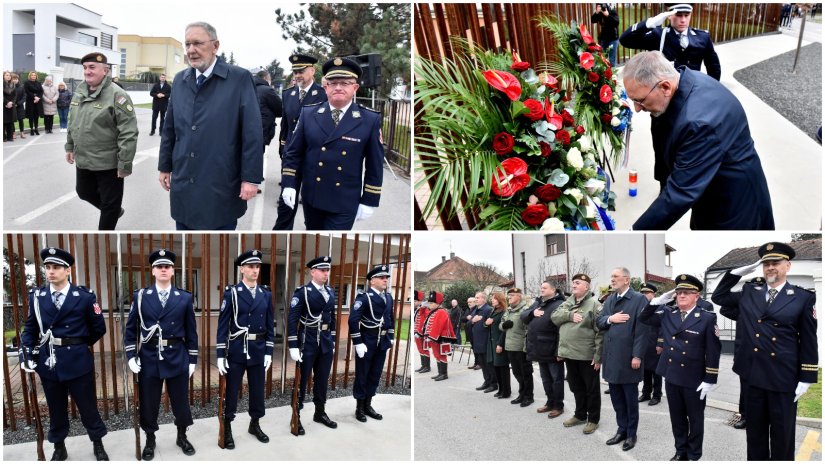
top-left (584, 178), bottom-right (606, 195)
top-left (578, 134), bottom-right (592, 152)
top-left (565, 147), bottom-right (584, 171)
top-left (584, 204), bottom-right (597, 219)
top-left (612, 106), bottom-right (620, 116)
top-left (540, 217), bottom-right (565, 231)
top-left (564, 188), bottom-right (583, 204)
top-left (611, 116), bottom-right (621, 127)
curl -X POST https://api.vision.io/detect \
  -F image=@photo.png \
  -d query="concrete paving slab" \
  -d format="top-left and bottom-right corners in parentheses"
top-left (3, 394), bottom-right (411, 461)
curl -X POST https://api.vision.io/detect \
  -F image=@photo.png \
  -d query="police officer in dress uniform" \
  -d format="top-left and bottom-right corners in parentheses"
top-left (216, 250), bottom-right (275, 448)
top-left (20, 247), bottom-right (109, 461)
top-left (640, 274), bottom-right (721, 461)
top-left (619, 4), bottom-right (721, 80)
top-left (638, 283), bottom-right (664, 407)
top-left (412, 290), bottom-right (432, 373)
top-left (712, 242), bottom-right (818, 461)
top-left (124, 249), bottom-right (199, 459)
top-left (349, 265), bottom-right (395, 422)
top-left (287, 256), bottom-right (339, 434)
top-left (280, 57), bottom-right (384, 230)
top-left (273, 54), bottom-right (328, 230)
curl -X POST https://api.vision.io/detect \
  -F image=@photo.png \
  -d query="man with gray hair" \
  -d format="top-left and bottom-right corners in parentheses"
top-left (623, 51), bottom-right (773, 230)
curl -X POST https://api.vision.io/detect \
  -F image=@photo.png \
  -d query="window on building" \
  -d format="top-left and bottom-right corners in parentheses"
top-left (77, 32), bottom-right (97, 46)
top-left (120, 49), bottom-right (126, 78)
top-left (545, 234), bottom-right (566, 256)
top-left (100, 32), bottom-right (113, 50)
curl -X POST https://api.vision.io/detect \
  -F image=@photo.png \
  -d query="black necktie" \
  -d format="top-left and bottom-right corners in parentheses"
top-left (680, 311), bottom-right (688, 322)
top-left (196, 74), bottom-right (206, 89)
top-left (299, 89), bottom-right (306, 102)
top-left (767, 289), bottom-right (778, 306)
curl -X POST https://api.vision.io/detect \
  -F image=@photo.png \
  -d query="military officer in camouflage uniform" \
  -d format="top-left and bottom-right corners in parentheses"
top-left (349, 264), bottom-right (395, 422)
top-left (712, 242), bottom-right (818, 461)
top-left (280, 57), bottom-right (384, 230)
top-left (216, 249), bottom-right (275, 448)
top-left (65, 52), bottom-right (138, 230)
top-left (20, 247), bottom-right (109, 461)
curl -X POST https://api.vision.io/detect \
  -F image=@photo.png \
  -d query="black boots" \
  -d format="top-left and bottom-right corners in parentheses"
top-left (432, 362), bottom-right (448, 381)
top-left (51, 441), bottom-right (67, 461)
top-left (364, 396), bottom-right (383, 420)
top-left (313, 404), bottom-right (337, 429)
top-left (176, 426), bottom-right (195, 456)
top-left (355, 399), bottom-right (367, 422)
top-left (142, 433), bottom-right (156, 460)
top-left (417, 355), bottom-right (431, 373)
top-left (248, 418), bottom-right (269, 443)
top-left (92, 439), bottom-right (108, 461)
top-left (223, 420), bottom-right (235, 449)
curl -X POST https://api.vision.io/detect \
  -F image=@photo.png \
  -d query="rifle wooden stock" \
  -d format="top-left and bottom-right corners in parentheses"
top-left (218, 374), bottom-right (226, 448)
top-left (133, 373), bottom-right (141, 460)
top-left (26, 368), bottom-right (45, 461)
top-left (289, 360), bottom-right (301, 436)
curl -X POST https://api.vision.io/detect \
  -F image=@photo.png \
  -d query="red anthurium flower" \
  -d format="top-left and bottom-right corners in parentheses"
top-left (540, 72), bottom-right (559, 90)
top-left (483, 70), bottom-right (522, 101)
top-left (579, 52), bottom-right (595, 71)
top-left (544, 97), bottom-right (563, 129)
top-left (523, 99), bottom-right (545, 121)
top-left (579, 23), bottom-right (594, 45)
top-left (510, 50), bottom-right (531, 72)
top-left (599, 84), bottom-right (613, 103)
top-left (601, 113), bottom-right (613, 124)
top-left (522, 204), bottom-right (550, 226)
top-left (491, 157), bottom-right (530, 197)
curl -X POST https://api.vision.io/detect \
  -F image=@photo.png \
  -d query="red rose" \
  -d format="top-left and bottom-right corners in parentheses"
top-left (599, 84), bottom-right (613, 103)
top-left (483, 70), bottom-right (522, 101)
top-left (510, 50), bottom-right (531, 72)
top-left (579, 24), bottom-right (594, 45)
top-left (492, 132), bottom-right (515, 155)
top-left (535, 184), bottom-right (562, 202)
top-left (604, 68), bottom-right (613, 80)
top-left (555, 130), bottom-right (571, 146)
top-left (575, 125), bottom-right (585, 135)
top-left (523, 99), bottom-right (544, 121)
top-left (539, 141), bottom-right (552, 157)
top-left (491, 157), bottom-right (530, 197)
top-left (601, 113), bottom-right (613, 124)
top-left (562, 110), bottom-right (575, 127)
top-left (587, 72), bottom-right (599, 83)
top-left (521, 204), bottom-right (550, 227)
top-left (579, 52), bottom-right (595, 70)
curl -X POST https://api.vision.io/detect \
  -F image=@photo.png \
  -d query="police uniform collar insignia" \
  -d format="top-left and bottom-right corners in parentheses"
top-left (311, 90), bottom-right (318, 95)
top-left (49, 248), bottom-right (56, 255)
top-left (694, 312), bottom-right (700, 317)
top-left (352, 111), bottom-right (361, 118)
top-left (787, 289), bottom-right (794, 295)
top-left (755, 286), bottom-right (763, 290)
top-left (147, 289), bottom-right (153, 294)
top-left (368, 292), bottom-right (373, 296)
top-left (237, 285), bottom-right (243, 290)
top-left (159, 250), bottom-right (166, 256)
top-left (291, 91), bottom-right (296, 96)
top-left (40, 290), bottom-right (47, 296)
top-left (174, 291), bottom-right (180, 296)
top-left (73, 291), bottom-right (79, 296)
top-left (318, 107), bottom-right (325, 113)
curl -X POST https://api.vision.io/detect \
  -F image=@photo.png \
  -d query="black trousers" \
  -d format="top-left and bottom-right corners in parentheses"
top-left (224, 361), bottom-right (266, 422)
top-left (507, 350), bottom-right (533, 399)
top-left (494, 364), bottom-right (511, 396)
top-left (538, 360), bottom-right (565, 410)
top-left (28, 116), bottom-right (39, 133)
top-left (610, 382), bottom-right (641, 438)
top-left (738, 376), bottom-right (749, 419)
top-left (298, 346), bottom-right (333, 407)
top-left (139, 372), bottom-right (193, 433)
top-left (75, 168), bottom-right (124, 230)
top-left (302, 201), bottom-right (357, 231)
top-left (150, 108), bottom-right (166, 133)
top-left (564, 359), bottom-right (600, 423)
top-left (273, 176), bottom-right (302, 230)
top-left (40, 372), bottom-right (107, 443)
top-left (44, 114), bottom-right (54, 132)
top-left (745, 385), bottom-right (796, 461)
top-left (4, 122), bottom-right (15, 140)
top-left (476, 351), bottom-right (493, 385)
top-left (665, 381), bottom-right (705, 460)
top-left (641, 367), bottom-right (663, 399)
top-left (17, 116), bottom-right (26, 132)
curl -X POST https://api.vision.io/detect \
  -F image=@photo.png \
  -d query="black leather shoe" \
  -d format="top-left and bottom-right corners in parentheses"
top-left (223, 421), bottom-right (235, 449)
top-left (493, 392), bottom-right (502, 398)
top-left (475, 383), bottom-right (489, 391)
top-left (604, 389), bottom-right (610, 394)
top-left (483, 385), bottom-right (498, 393)
top-left (606, 433), bottom-right (627, 445)
top-left (733, 419), bottom-right (746, 429)
top-left (648, 397), bottom-right (661, 406)
top-left (176, 427), bottom-right (196, 456)
top-left (418, 365), bottom-right (431, 373)
top-left (670, 454), bottom-right (689, 461)
top-left (51, 442), bottom-right (67, 461)
top-left (296, 418), bottom-right (305, 436)
top-left (248, 418), bottom-right (269, 443)
top-left (143, 433), bottom-right (157, 460)
top-left (93, 439), bottom-right (109, 461)
top-left (520, 398), bottom-right (534, 408)
top-left (355, 399), bottom-right (367, 422)
top-left (497, 393), bottom-right (511, 399)
top-left (638, 394), bottom-right (651, 402)
top-left (472, 365), bottom-right (481, 370)
top-left (149, 131), bottom-right (155, 136)
top-left (313, 406), bottom-right (338, 429)
top-left (622, 436), bottom-right (637, 451)
top-left (364, 397), bottom-right (383, 420)
top-left (510, 395), bottom-right (524, 405)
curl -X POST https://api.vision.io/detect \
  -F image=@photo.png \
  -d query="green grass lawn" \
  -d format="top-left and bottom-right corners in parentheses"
top-left (14, 116), bottom-right (66, 130)
top-left (797, 369), bottom-right (822, 418)
top-left (396, 318), bottom-right (410, 341)
top-left (135, 102), bottom-right (153, 109)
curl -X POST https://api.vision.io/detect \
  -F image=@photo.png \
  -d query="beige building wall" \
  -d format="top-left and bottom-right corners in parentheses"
top-left (118, 34), bottom-right (186, 79)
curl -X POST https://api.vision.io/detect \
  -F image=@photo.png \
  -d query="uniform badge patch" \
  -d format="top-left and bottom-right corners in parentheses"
top-left (714, 324), bottom-right (719, 338)
top-left (73, 291), bottom-right (80, 296)
top-left (787, 289), bottom-right (794, 295)
top-left (317, 107), bottom-right (325, 114)
top-left (813, 306), bottom-right (817, 320)
top-left (352, 111), bottom-right (361, 118)
top-left (126, 104), bottom-right (133, 112)
top-left (694, 312), bottom-right (699, 318)
top-left (311, 90), bottom-right (318, 96)
top-left (353, 301), bottom-right (362, 311)
top-left (291, 91), bottom-right (296, 96)
top-left (93, 303), bottom-right (102, 315)
top-left (117, 96), bottom-right (127, 105)
top-left (174, 291), bottom-right (180, 296)
top-left (291, 297), bottom-right (299, 308)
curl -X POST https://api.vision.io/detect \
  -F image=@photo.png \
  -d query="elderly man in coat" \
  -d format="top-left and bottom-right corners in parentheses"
top-left (596, 268), bottom-right (650, 451)
top-left (623, 51), bottom-right (773, 230)
top-left (159, 21), bottom-right (263, 230)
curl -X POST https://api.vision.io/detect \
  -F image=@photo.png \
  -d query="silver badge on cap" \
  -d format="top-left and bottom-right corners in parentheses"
top-left (252, 250), bottom-right (258, 256)
top-left (324, 257), bottom-right (329, 262)
top-left (159, 250), bottom-right (166, 256)
top-left (49, 248), bottom-right (56, 255)
top-left (382, 266), bottom-right (387, 271)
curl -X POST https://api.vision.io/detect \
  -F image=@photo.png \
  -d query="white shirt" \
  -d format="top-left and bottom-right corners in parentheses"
top-left (679, 305), bottom-right (697, 318)
top-left (299, 82), bottom-right (314, 94)
top-left (329, 100), bottom-right (353, 116)
top-left (616, 288), bottom-right (630, 299)
top-left (311, 281), bottom-right (327, 293)
top-left (195, 57), bottom-right (218, 81)
top-left (766, 281), bottom-right (787, 301)
top-left (49, 283), bottom-right (70, 301)
top-left (155, 283), bottom-right (172, 295)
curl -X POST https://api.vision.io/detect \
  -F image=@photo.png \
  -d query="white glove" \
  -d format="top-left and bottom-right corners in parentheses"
top-left (22, 359), bottom-right (37, 373)
top-left (355, 343), bottom-right (368, 358)
top-left (651, 289), bottom-right (676, 306)
top-left (646, 10), bottom-right (676, 28)
top-left (128, 358), bottom-right (141, 374)
top-left (355, 204), bottom-right (374, 221)
top-left (282, 187), bottom-right (296, 209)
top-left (188, 363), bottom-right (196, 377)
top-left (390, 338), bottom-right (395, 346)
top-left (794, 382), bottom-right (812, 402)
top-left (289, 348), bottom-right (302, 362)
top-left (731, 260), bottom-right (761, 277)
top-left (696, 382), bottom-right (716, 400)
top-left (263, 355), bottom-right (272, 370)
top-left (217, 358), bottom-right (229, 375)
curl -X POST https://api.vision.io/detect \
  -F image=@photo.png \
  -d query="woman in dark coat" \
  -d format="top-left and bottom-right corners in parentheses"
top-left (3, 71), bottom-right (17, 142)
top-left (486, 291), bottom-right (511, 399)
top-left (24, 71), bottom-right (43, 135)
top-left (12, 74), bottom-right (26, 139)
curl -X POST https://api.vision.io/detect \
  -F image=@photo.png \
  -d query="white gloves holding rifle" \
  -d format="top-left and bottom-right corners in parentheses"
top-left (289, 348), bottom-right (302, 362)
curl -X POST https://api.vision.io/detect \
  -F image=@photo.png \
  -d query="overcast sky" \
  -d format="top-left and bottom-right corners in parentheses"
top-left (414, 232), bottom-right (802, 277)
top-left (76, 0), bottom-right (304, 71)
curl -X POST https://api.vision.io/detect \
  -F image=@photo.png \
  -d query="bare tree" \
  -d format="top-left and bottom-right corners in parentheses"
top-left (524, 256), bottom-right (599, 297)
top-left (464, 261), bottom-right (508, 290)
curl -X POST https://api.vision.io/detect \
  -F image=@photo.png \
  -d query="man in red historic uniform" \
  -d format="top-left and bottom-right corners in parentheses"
top-left (424, 291), bottom-right (457, 381)
top-left (412, 290), bottom-right (432, 374)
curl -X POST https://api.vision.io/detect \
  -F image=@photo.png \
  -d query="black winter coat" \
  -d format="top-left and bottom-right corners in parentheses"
top-left (520, 293), bottom-right (565, 362)
top-left (253, 77), bottom-right (283, 146)
top-left (24, 79), bottom-right (43, 119)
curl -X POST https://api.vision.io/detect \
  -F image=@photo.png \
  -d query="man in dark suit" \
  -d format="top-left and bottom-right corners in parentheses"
top-left (596, 268), bottom-right (650, 451)
top-left (159, 21), bottom-right (263, 230)
top-left (124, 249), bottom-right (199, 459)
top-left (623, 51), bottom-right (774, 230)
top-left (20, 247), bottom-right (109, 461)
top-left (640, 274), bottom-right (721, 461)
top-left (471, 292), bottom-right (495, 392)
top-left (638, 283), bottom-right (663, 406)
top-left (712, 242), bottom-right (818, 461)
top-left (149, 74), bottom-right (171, 136)
top-left (620, 4), bottom-right (721, 80)
top-left (273, 54), bottom-right (327, 230)
top-left (280, 57), bottom-right (384, 230)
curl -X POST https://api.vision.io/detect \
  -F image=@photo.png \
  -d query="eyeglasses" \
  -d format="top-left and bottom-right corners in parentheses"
top-left (325, 81), bottom-right (356, 89)
top-left (184, 39), bottom-right (216, 49)
top-left (675, 290), bottom-right (698, 296)
top-left (631, 80), bottom-right (664, 107)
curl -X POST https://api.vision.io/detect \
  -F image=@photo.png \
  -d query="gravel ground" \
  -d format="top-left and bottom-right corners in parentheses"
top-left (4, 374), bottom-right (409, 446)
top-left (734, 42), bottom-right (822, 141)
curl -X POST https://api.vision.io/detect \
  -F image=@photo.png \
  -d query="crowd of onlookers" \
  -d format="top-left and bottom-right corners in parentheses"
top-left (3, 70), bottom-right (73, 142)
